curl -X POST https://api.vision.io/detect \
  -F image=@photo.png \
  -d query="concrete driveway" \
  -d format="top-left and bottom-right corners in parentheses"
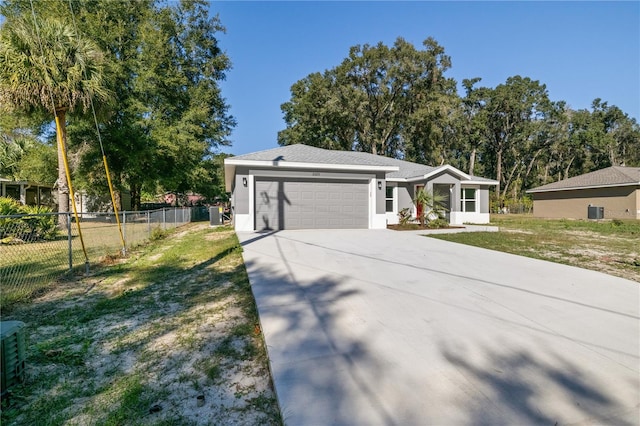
top-left (238, 229), bottom-right (639, 425)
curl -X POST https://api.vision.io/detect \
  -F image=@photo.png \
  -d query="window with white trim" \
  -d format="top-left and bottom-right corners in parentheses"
top-left (385, 186), bottom-right (394, 212)
top-left (460, 188), bottom-right (477, 212)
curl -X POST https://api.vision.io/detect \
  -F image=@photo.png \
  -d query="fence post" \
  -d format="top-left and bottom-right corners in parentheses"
top-left (163, 208), bottom-right (166, 230)
top-left (67, 213), bottom-right (72, 271)
top-left (147, 210), bottom-right (150, 238)
top-left (122, 211), bottom-right (127, 253)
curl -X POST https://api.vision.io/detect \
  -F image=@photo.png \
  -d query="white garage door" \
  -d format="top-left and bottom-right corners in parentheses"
top-left (254, 178), bottom-right (369, 230)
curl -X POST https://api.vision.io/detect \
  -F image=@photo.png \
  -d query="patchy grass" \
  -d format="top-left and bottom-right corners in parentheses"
top-left (1, 223), bottom-right (281, 425)
top-left (429, 215), bottom-right (640, 282)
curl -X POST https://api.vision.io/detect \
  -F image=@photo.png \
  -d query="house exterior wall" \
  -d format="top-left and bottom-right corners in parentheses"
top-left (386, 174), bottom-right (493, 225)
top-left (532, 186), bottom-right (639, 220)
top-left (375, 172), bottom-right (386, 215)
top-left (231, 167), bottom-right (252, 231)
top-left (386, 183), bottom-right (413, 225)
top-left (398, 184), bottom-right (412, 212)
top-left (450, 185), bottom-right (492, 224)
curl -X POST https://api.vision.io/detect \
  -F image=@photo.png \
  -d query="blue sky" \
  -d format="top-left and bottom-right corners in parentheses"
top-left (212, 1), bottom-right (640, 156)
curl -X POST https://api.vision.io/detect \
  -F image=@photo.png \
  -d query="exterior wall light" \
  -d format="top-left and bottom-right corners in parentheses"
top-left (242, 177), bottom-right (247, 187)
top-left (378, 181), bottom-right (382, 190)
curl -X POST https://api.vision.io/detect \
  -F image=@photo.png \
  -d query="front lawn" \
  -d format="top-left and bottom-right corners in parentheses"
top-left (428, 215), bottom-right (639, 282)
top-left (1, 223), bottom-right (281, 425)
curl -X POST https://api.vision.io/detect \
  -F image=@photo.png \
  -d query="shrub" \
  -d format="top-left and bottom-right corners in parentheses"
top-left (0, 196), bottom-right (22, 215)
top-left (426, 218), bottom-right (449, 229)
top-left (398, 208), bottom-right (412, 226)
top-left (0, 197), bottom-right (58, 242)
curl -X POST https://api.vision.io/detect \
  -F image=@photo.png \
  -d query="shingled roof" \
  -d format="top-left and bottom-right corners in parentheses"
top-left (225, 144), bottom-right (496, 183)
top-left (527, 166), bottom-right (640, 193)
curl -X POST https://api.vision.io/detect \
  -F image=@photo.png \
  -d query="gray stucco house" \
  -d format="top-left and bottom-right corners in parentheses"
top-left (224, 144), bottom-right (498, 231)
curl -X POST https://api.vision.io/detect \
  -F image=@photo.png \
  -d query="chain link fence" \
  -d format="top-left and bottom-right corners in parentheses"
top-left (0, 207), bottom-right (199, 310)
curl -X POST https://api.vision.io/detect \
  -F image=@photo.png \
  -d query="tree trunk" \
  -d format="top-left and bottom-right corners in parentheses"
top-left (130, 183), bottom-right (142, 211)
top-left (543, 162), bottom-right (550, 184)
top-left (496, 148), bottom-right (503, 199)
top-left (55, 108), bottom-right (69, 228)
top-left (524, 149), bottom-right (542, 184)
top-left (564, 156), bottom-right (575, 180)
top-left (503, 161), bottom-right (519, 199)
top-left (468, 146), bottom-right (476, 175)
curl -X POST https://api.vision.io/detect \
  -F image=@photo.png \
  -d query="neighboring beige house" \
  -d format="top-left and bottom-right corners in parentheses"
top-left (527, 166), bottom-right (640, 220)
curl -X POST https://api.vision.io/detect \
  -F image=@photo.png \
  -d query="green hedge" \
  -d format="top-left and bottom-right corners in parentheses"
top-left (0, 197), bottom-right (58, 242)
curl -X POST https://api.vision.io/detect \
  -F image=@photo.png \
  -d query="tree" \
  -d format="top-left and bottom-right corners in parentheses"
top-left (478, 76), bottom-right (551, 199)
top-left (460, 78), bottom-right (487, 175)
top-left (0, 14), bottom-right (109, 225)
top-left (69, 0), bottom-right (235, 209)
top-left (588, 99), bottom-right (640, 168)
top-left (2, 0), bottom-right (235, 212)
top-left (413, 187), bottom-right (446, 227)
top-left (279, 37), bottom-right (455, 160)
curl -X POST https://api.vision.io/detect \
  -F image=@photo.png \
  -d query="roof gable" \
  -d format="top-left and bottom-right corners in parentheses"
top-left (528, 166), bottom-right (640, 193)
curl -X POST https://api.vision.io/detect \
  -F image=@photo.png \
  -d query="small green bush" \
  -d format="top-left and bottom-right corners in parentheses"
top-left (398, 208), bottom-right (412, 225)
top-left (150, 226), bottom-right (168, 241)
top-left (0, 197), bottom-right (58, 242)
top-left (426, 218), bottom-right (449, 229)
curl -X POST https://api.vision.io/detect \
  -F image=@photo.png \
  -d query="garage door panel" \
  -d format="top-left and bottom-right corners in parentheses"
top-left (255, 178), bottom-right (368, 230)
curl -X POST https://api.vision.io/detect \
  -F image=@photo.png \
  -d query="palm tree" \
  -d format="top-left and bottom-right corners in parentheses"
top-left (0, 15), bottom-right (109, 226)
top-left (413, 187), bottom-right (447, 227)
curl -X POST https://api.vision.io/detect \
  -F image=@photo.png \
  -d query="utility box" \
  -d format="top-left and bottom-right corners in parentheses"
top-left (209, 206), bottom-right (223, 226)
top-left (588, 205), bottom-right (604, 220)
top-left (1, 321), bottom-right (27, 398)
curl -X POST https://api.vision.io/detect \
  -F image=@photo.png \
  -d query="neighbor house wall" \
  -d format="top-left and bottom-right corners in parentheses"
top-left (532, 186), bottom-right (639, 219)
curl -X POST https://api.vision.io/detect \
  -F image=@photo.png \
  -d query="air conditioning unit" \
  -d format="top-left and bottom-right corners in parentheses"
top-left (1, 321), bottom-right (27, 398)
top-left (587, 205), bottom-right (604, 220)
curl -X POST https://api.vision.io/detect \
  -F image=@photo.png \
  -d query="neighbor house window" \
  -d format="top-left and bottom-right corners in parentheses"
top-left (460, 188), bottom-right (477, 212)
top-left (385, 186), bottom-right (394, 212)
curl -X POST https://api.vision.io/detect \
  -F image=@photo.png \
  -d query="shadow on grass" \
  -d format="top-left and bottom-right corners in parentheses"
top-left (1, 229), bottom-right (281, 425)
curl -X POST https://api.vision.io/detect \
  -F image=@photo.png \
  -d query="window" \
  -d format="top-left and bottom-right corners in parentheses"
top-left (460, 188), bottom-right (477, 212)
top-left (385, 186), bottom-right (394, 212)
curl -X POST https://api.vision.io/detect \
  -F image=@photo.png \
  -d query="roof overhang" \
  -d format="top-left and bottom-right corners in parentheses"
top-left (224, 158), bottom-right (399, 192)
top-left (464, 180), bottom-right (500, 186)
top-left (391, 165), bottom-right (499, 186)
top-left (527, 182), bottom-right (640, 194)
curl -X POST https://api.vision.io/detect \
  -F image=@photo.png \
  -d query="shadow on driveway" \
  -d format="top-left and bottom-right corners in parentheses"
top-left (239, 230), bottom-right (640, 425)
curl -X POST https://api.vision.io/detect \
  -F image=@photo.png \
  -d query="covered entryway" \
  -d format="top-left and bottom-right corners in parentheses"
top-left (254, 178), bottom-right (369, 230)
top-left (433, 183), bottom-right (453, 221)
